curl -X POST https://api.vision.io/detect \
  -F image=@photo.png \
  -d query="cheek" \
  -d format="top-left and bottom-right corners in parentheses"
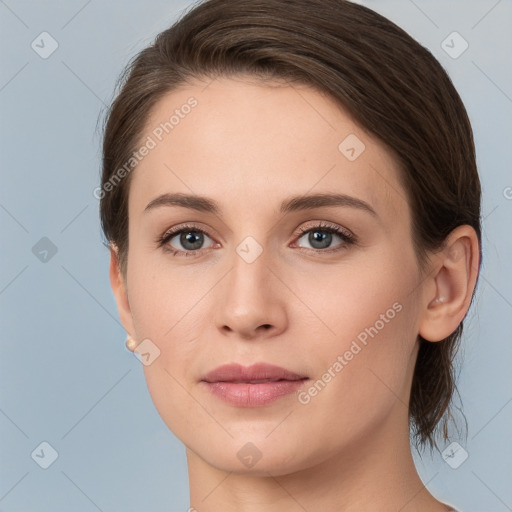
top-left (126, 249), bottom-right (203, 341)
top-left (125, 255), bottom-right (214, 428)
top-left (128, 279), bottom-right (203, 380)
top-left (291, 250), bottom-right (417, 356)
top-left (286, 302), bottom-right (416, 468)
top-left (291, 256), bottom-right (419, 425)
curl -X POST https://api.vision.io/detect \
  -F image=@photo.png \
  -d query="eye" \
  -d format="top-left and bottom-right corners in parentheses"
top-left (293, 221), bottom-right (356, 252)
top-left (157, 223), bottom-right (217, 257)
top-left (157, 221), bottom-right (356, 257)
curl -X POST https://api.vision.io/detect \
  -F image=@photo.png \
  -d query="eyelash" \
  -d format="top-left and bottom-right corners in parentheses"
top-left (156, 222), bottom-right (356, 258)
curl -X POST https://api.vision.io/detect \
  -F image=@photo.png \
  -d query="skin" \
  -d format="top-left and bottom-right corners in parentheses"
top-left (110, 75), bottom-right (479, 511)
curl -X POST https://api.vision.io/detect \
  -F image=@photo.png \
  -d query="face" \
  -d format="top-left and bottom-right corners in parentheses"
top-left (116, 76), bottom-right (427, 475)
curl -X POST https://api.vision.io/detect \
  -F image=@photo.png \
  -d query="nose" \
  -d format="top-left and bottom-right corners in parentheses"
top-left (214, 247), bottom-right (288, 340)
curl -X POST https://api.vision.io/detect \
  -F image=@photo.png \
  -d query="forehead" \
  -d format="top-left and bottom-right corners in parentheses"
top-left (130, 76), bottom-right (408, 224)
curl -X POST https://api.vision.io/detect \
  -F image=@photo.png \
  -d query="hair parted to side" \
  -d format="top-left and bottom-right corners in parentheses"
top-left (99, 0), bottom-right (482, 452)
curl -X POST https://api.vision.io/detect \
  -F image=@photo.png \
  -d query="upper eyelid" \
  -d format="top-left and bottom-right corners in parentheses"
top-left (163, 221), bottom-right (348, 238)
top-left (296, 220), bottom-right (353, 236)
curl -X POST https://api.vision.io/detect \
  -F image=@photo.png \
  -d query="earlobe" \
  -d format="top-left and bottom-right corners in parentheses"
top-left (419, 225), bottom-right (480, 342)
top-left (109, 245), bottom-right (136, 339)
top-left (125, 335), bottom-right (138, 352)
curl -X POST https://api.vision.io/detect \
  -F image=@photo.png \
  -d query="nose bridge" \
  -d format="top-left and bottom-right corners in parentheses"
top-left (228, 235), bottom-right (272, 303)
top-left (223, 212), bottom-right (273, 286)
top-left (213, 232), bottom-right (286, 337)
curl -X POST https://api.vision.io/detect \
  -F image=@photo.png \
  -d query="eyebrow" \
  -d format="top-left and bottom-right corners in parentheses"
top-left (144, 192), bottom-right (377, 217)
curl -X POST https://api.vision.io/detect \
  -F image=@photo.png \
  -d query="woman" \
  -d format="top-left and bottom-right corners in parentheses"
top-left (99, 0), bottom-right (481, 509)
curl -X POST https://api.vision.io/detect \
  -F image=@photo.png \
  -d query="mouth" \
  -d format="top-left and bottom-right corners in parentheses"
top-left (224, 378), bottom-right (303, 384)
top-left (201, 363), bottom-right (309, 407)
top-left (201, 362), bottom-right (307, 383)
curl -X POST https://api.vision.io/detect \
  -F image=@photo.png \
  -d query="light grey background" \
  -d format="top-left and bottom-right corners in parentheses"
top-left (1, 1), bottom-right (511, 511)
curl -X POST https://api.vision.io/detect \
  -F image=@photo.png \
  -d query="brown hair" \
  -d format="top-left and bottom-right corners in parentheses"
top-left (99, 0), bottom-right (482, 452)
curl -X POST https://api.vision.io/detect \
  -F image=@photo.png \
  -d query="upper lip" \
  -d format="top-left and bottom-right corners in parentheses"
top-left (201, 363), bottom-right (308, 383)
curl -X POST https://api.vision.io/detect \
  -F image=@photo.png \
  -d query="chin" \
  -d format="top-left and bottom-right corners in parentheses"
top-left (192, 435), bottom-right (321, 477)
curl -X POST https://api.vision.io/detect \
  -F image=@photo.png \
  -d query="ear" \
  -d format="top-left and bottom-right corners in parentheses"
top-left (418, 225), bottom-right (480, 342)
top-left (109, 245), bottom-right (136, 340)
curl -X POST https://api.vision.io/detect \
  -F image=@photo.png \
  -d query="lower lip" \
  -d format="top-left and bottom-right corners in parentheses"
top-left (203, 379), bottom-right (308, 407)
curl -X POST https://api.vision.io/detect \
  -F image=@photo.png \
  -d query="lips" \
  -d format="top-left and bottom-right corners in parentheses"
top-left (201, 363), bottom-right (309, 407)
top-left (201, 362), bottom-right (307, 383)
